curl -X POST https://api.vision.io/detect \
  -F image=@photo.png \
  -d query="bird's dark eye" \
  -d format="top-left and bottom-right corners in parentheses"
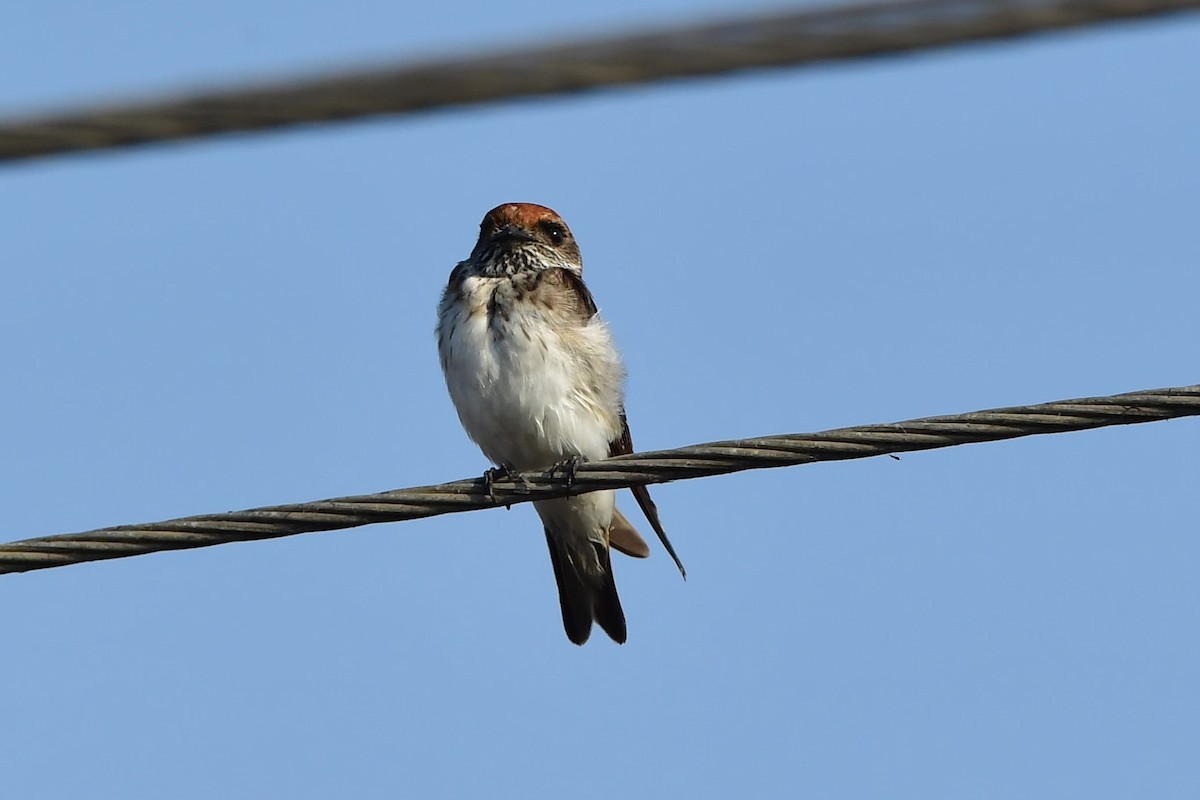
top-left (540, 221), bottom-right (567, 246)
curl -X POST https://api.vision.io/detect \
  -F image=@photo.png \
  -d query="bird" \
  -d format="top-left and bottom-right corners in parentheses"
top-left (436, 202), bottom-right (684, 644)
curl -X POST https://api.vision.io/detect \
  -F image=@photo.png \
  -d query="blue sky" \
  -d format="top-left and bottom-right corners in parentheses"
top-left (2, 2), bottom-right (1198, 798)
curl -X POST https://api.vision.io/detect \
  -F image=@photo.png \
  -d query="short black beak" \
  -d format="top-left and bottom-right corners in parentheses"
top-left (491, 223), bottom-right (535, 243)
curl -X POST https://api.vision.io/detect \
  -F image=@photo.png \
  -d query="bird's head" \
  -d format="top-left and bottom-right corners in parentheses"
top-left (469, 202), bottom-right (582, 276)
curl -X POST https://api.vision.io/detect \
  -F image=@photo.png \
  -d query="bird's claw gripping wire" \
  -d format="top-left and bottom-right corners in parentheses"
top-left (548, 455), bottom-right (587, 487)
top-left (484, 463), bottom-right (529, 506)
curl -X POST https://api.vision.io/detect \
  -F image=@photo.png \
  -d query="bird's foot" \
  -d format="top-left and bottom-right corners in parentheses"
top-left (484, 463), bottom-right (529, 505)
top-left (548, 455), bottom-right (588, 487)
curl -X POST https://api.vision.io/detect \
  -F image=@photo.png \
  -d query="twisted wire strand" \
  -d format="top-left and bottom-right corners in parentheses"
top-left (2, 0), bottom-right (1197, 163)
top-left (2, 383), bottom-right (1195, 575)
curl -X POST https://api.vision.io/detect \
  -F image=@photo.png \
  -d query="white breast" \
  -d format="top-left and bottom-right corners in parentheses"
top-left (438, 274), bottom-right (625, 470)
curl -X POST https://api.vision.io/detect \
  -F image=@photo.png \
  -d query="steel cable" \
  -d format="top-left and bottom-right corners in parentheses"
top-left (2, 0), bottom-right (1197, 162)
top-left (1, 383), bottom-right (1195, 575)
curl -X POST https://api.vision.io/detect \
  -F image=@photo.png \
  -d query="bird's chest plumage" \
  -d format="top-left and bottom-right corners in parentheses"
top-left (437, 272), bottom-right (623, 470)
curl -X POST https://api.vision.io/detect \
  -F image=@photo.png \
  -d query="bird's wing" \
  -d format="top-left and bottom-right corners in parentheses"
top-left (609, 413), bottom-right (686, 578)
top-left (543, 266), bottom-right (684, 576)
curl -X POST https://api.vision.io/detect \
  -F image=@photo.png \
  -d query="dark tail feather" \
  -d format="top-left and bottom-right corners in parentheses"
top-left (544, 527), bottom-right (594, 645)
top-left (591, 544), bottom-right (627, 644)
top-left (543, 528), bottom-right (627, 646)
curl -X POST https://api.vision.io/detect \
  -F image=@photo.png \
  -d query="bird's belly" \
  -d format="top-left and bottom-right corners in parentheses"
top-left (442, 306), bottom-right (617, 470)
